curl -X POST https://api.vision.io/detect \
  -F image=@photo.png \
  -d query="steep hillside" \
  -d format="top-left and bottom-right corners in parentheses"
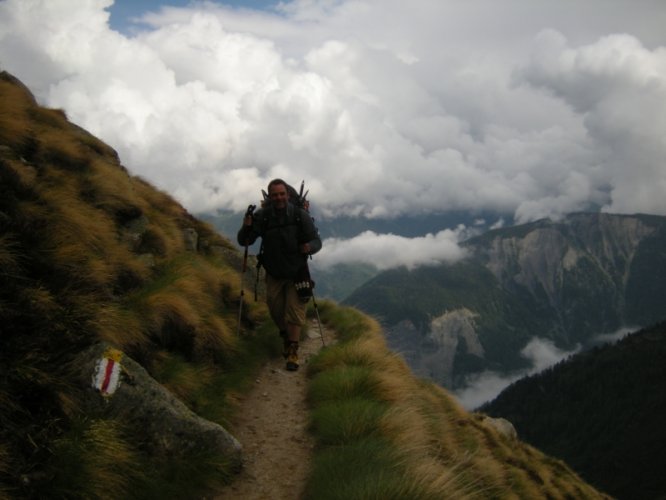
top-left (480, 322), bottom-right (666, 500)
top-left (304, 303), bottom-right (610, 499)
top-left (0, 70), bottom-right (272, 498)
top-left (345, 213), bottom-right (666, 389)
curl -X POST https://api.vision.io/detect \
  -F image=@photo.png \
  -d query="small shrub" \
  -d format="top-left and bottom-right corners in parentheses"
top-left (308, 365), bottom-right (380, 404)
top-left (310, 398), bottom-right (387, 445)
top-left (304, 437), bottom-right (433, 500)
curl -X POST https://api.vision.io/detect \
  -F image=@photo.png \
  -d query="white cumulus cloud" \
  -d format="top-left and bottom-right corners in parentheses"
top-left (453, 336), bottom-right (580, 410)
top-left (1, 0), bottom-right (665, 225)
top-left (316, 226), bottom-right (468, 270)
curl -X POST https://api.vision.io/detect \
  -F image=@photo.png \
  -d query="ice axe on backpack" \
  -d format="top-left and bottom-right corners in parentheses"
top-left (237, 204), bottom-right (256, 335)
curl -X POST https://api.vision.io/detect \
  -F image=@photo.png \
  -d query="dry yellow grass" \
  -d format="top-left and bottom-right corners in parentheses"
top-left (51, 419), bottom-right (141, 499)
top-left (94, 303), bottom-right (150, 352)
top-left (152, 350), bottom-right (216, 400)
top-left (2, 70), bottom-right (268, 498)
top-left (0, 80), bottom-right (35, 152)
top-left (82, 157), bottom-right (142, 213)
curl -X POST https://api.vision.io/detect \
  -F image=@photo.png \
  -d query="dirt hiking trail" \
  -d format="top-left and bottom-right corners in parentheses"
top-left (215, 320), bottom-right (335, 500)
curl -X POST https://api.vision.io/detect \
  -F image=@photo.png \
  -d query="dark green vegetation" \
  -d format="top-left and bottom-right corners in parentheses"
top-left (0, 70), bottom-right (275, 498)
top-left (480, 322), bottom-right (666, 500)
top-left (345, 212), bottom-right (666, 387)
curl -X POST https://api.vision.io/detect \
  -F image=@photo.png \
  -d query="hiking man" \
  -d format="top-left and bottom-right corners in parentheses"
top-left (237, 178), bottom-right (322, 371)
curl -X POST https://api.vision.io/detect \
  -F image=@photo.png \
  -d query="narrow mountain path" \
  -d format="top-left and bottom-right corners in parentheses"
top-left (215, 320), bottom-right (334, 500)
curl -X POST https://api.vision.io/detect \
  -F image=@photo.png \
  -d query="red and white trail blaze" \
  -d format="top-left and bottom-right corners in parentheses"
top-left (92, 348), bottom-right (124, 397)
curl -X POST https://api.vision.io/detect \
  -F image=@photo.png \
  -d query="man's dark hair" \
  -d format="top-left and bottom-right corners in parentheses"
top-left (267, 178), bottom-right (288, 193)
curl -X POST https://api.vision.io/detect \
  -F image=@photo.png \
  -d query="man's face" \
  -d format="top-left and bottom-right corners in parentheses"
top-left (269, 183), bottom-right (289, 209)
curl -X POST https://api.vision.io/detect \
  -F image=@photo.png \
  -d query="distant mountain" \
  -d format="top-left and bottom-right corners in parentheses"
top-left (344, 213), bottom-right (666, 389)
top-left (479, 321), bottom-right (666, 500)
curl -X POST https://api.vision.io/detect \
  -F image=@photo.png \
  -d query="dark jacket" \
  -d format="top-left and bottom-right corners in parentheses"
top-left (237, 203), bottom-right (322, 280)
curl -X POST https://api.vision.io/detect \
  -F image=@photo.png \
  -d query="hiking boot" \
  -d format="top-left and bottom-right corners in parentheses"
top-left (286, 342), bottom-right (299, 371)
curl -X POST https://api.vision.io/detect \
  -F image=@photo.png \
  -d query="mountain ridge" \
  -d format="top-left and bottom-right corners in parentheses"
top-left (345, 211), bottom-right (666, 390)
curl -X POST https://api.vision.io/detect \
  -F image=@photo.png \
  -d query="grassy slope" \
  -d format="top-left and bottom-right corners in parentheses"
top-left (0, 71), bottom-right (275, 498)
top-left (305, 302), bottom-right (610, 499)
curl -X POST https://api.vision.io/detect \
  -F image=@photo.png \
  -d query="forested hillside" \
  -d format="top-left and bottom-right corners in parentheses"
top-left (480, 322), bottom-right (666, 500)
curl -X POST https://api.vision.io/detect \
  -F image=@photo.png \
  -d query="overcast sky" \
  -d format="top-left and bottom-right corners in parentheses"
top-left (1, 0), bottom-right (665, 269)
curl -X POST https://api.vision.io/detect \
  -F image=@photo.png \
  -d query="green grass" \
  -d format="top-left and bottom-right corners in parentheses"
top-left (304, 437), bottom-right (435, 500)
top-left (310, 399), bottom-right (387, 445)
top-left (308, 365), bottom-right (380, 403)
top-left (148, 319), bottom-right (280, 426)
top-left (312, 300), bottom-right (371, 343)
top-left (302, 303), bottom-right (609, 500)
top-left (304, 304), bottom-right (444, 500)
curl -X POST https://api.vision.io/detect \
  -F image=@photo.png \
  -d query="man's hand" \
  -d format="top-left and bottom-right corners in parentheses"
top-left (300, 243), bottom-right (311, 254)
top-left (243, 204), bottom-right (256, 226)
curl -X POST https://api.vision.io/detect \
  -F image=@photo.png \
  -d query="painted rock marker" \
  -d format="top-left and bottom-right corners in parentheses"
top-left (92, 348), bottom-right (124, 397)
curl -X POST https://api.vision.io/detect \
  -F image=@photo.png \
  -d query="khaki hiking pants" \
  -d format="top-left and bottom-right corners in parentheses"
top-left (265, 273), bottom-right (306, 328)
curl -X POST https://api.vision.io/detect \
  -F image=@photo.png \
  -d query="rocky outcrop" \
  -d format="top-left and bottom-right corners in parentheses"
top-left (421, 308), bottom-right (482, 386)
top-left (484, 226), bottom-right (571, 308)
top-left (479, 213), bottom-right (656, 310)
top-left (478, 415), bottom-right (518, 441)
top-left (74, 342), bottom-right (242, 469)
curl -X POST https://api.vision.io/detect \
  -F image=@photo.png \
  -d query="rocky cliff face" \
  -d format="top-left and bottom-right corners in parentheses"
top-left (480, 214), bottom-right (656, 313)
top-left (420, 308), bottom-right (482, 386)
top-left (351, 212), bottom-right (666, 391)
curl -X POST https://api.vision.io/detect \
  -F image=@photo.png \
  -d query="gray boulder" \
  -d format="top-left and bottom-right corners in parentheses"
top-left (479, 415), bottom-right (518, 441)
top-left (75, 342), bottom-right (242, 468)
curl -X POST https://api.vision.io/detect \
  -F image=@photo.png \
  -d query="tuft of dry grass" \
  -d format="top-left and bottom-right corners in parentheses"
top-left (152, 350), bottom-right (215, 401)
top-left (81, 157), bottom-right (142, 218)
top-left (0, 80), bottom-right (36, 154)
top-left (93, 303), bottom-right (151, 353)
top-left (48, 419), bottom-right (141, 499)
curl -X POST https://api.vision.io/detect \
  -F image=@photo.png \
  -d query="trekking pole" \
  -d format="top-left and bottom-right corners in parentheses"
top-left (237, 289), bottom-right (244, 336)
top-left (237, 204), bottom-right (256, 336)
top-left (311, 290), bottom-right (326, 347)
